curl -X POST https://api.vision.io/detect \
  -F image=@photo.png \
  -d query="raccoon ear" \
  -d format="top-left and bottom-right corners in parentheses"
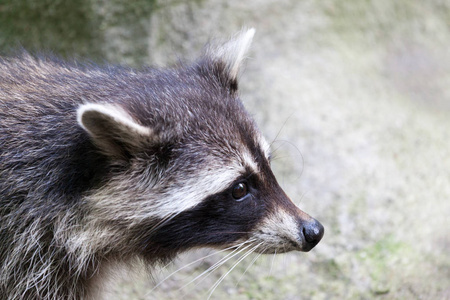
top-left (77, 103), bottom-right (154, 158)
top-left (203, 28), bottom-right (255, 91)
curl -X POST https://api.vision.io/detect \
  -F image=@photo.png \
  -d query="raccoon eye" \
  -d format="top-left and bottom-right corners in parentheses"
top-left (232, 182), bottom-right (248, 200)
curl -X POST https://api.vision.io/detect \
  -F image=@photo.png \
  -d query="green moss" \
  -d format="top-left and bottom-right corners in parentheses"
top-left (356, 236), bottom-right (411, 296)
top-left (319, 0), bottom-right (448, 45)
top-left (317, 258), bottom-right (347, 281)
top-left (0, 0), bottom-right (102, 58)
top-left (0, 0), bottom-right (200, 62)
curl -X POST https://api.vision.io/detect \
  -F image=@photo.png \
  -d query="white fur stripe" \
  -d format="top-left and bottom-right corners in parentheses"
top-left (152, 165), bottom-right (244, 218)
top-left (241, 151), bottom-right (259, 175)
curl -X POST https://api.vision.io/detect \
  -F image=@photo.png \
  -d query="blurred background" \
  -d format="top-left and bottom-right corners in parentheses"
top-left (1, 0), bottom-right (449, 299)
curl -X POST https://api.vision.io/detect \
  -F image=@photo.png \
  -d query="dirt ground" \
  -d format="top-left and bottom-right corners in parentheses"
top-left (2, 0), bottom-right (449, 299)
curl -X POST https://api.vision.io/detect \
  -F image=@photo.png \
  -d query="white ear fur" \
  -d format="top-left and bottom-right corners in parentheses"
top-left (77, 103), bottom-right (151, 136)
top-left (77, 103), bottom-right (152, 157)
top-left (208, 28), bottom-right (255, 81)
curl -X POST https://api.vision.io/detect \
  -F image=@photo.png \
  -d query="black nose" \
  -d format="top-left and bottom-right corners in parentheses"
top-left (301, 218), bottom-right (324, 251)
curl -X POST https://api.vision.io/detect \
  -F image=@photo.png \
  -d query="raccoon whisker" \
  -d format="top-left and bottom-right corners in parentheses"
top-left (185, 241), bottom-right (257, 289)
top-left (200, 231), bottom-right (254, 236)
top-left (269, 249), bottom-right (277, 275)
top-left (270, 140), bottom-right (289, 158)
top-left (149, 243), bottom-right (242, 293)
top-left (270, 155), bottom-right (303, 161)
top-left (206, 242), bottom-right (263, 300)
top-left (234, 246), bottom-right (264, 287)
top-left (270, 112), bottom-right (295, 149)
top-left (142, 213), bottom-right (178, 236)
top-left (271, 138), bottom-right (305, 179)
top-left (178, 239), bottom-right (256, 291)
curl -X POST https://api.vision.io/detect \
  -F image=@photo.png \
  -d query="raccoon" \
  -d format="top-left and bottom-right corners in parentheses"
top-left (0, 29), bottom-right (324, 300)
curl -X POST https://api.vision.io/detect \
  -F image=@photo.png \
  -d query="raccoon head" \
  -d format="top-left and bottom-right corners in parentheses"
top-left (77, 29), bottom-right (323, 262)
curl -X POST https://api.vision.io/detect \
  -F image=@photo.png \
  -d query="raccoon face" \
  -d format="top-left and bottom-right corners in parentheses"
top-left (77, 29), bottom-right (323, 260)
top-left (140, 149), bottom-right (324, 255)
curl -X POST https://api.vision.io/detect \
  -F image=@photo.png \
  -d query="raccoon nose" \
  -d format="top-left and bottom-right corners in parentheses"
top-left (300, 218), bottom-right (324, 251)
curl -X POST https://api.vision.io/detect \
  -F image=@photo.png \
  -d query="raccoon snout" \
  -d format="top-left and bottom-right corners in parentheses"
top-left (299, 218), bottom-right (324, 252)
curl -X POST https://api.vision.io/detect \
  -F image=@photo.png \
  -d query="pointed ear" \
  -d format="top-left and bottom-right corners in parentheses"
top-left (77, 103), bottom-right (154, 158)
top-left (202, 28), bottom-right (255, 91)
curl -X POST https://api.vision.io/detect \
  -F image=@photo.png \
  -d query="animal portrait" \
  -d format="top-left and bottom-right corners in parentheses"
top-left (0, 29), bottom-right (323, 300)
